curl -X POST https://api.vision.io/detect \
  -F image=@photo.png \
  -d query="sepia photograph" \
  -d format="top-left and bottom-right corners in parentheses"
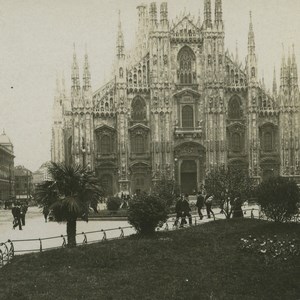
top-left (0, 0), bottom-right (299, 299)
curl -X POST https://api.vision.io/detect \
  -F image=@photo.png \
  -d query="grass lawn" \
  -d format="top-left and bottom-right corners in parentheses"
top-left (0, 219), bottom-right (299, 300)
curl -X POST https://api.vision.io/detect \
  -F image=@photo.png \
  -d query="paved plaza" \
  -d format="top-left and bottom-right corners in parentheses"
top-left (0, 204), bottom-right (259, 256)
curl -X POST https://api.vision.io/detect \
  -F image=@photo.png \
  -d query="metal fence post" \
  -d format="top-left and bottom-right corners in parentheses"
top-left (82, 232), bottom-right (87, 244)
top-left (61, 235), bottom-right (67, 248)
top-left (101, 230), bottom-right (107, 241)
top-left (119, 227), bottom-right (124, 238)
top-left (39, 238), bottom-right (43, 253)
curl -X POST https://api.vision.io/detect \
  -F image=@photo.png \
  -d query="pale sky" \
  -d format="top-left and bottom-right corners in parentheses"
top-left (0, 0), bottom-right (299, 172)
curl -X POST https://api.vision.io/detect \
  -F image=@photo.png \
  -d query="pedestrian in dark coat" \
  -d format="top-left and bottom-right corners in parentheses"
top-left (181, 194), bottom-right (192, 226)
top-left (232, 195), bottom-right (244, 218)
top-left (12, 203), bottom-right (22, 230)
top-left (20, 204), bottom-right (28, 226)
top-left (43, 206), bottom-right (50, 222)
top-left (205, 195), bottom-right (215, 219)
top-left (196, 191), bottom-right (204, 220)
top-left (174, 195), bottom-right (183, 226)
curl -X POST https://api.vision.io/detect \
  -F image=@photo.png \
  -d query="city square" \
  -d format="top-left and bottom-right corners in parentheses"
top-left (0, 0), bottom-right (300, 299)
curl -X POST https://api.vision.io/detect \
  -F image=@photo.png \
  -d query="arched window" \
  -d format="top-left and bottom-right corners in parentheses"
top-left (101, 135), bottom-right (111, 154)
top-left (182, 105), bottom-right (194, 128)
top-left (232, 133), bottom-right (241, 152)
top-left (134, 135), bottom-right (145, 154)
top-left (228, 96), bottom-right (242, 119)
top-left (132, 97), bottom-right (146, 122)
top-left (251, 67), bottom-right (255, 78)
top-left (264, 132), bottom-right (273, 152)
top-left (119, 67), bottom-right (123, 78)
top-left (178, 47), bottom-right (196, 85)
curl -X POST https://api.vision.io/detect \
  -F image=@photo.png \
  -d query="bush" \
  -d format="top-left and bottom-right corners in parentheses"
top-left (256, 176), bottom-right (300, 223)
top-left (106, 196), bottom-right (121, 211)
top-left (127, 194), bottom-right (168, 235)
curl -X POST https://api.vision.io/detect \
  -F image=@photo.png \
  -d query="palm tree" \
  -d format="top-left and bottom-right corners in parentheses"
top-left (35, 162), bottom-right (103, 247)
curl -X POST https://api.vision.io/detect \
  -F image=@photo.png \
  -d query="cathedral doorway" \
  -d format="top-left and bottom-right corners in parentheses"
top-left (180, 160), bottom-right (197, 195)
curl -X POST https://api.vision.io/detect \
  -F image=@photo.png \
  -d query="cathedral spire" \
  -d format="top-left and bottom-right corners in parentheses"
top-left (160, 2), bottom-right (168, 30)
top-left (235, 41), bottom-right (239, 64)
top-left (204, 0), bottom-right (212, 29)
top-left (197, 9), bottom-right (201, 27)
top-left (291, 44), bottom-right (298, 88)
top-left (248, 12), bottom-right (255, 54)
top-left (61, 71), bottom-right (66, 96)
top-left (247, 12), bottom-right (257, 83)
top-left (56, 72), bottom-right (61, 97)
top-left (280, 45), bottom-right (286, 89)
top-left (214, 0), bottom-right (223, 28)
top-left (149, 2), bottom-right (158, 29)
top-left (116, 10), bottom-right (125, 59)
top-left (83, 45), bottom-right (91, 90)
top-left (273, 67), bottom-right (277, 96)
top-left (71, 43), bottom-right (80, 91)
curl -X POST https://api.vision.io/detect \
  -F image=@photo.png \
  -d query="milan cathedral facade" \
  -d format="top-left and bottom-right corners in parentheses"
top-left (51, 1), bottom-right (300, 195)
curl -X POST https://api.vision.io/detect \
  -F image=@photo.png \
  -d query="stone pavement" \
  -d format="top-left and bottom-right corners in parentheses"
top-left (0, 205), bottom-right (259, 256)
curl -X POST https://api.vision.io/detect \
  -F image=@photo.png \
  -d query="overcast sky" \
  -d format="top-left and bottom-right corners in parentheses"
top-left (0, 0), bottom-right (299, 172)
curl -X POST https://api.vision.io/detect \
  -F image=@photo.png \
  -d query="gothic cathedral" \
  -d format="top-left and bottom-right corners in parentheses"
top-left (51, 1), bottom-right (300, 195)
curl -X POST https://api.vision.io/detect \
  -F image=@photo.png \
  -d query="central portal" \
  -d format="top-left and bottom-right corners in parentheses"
top-left (181, 160), bottom-right (197, 194)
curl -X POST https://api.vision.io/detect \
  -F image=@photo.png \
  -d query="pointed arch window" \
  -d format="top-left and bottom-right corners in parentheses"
top-left (132, 97), bottom-right (146, 122)
top-left (134, 134), bottom-right (145, 154)
top-left (232, 133), bottom-right (241, 152)
top-left (228, 96), bottom-right (242, 119)
top-left (101, 135), bottom-right (111, 154)
top-left (182, 105), bottom-right (194, 128)
top-left (178, 47), bottom-right (196, 85)
top-left (264, 132), bottom-right (273, 152)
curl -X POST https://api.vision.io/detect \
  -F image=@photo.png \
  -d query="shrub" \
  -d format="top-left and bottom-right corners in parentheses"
top-left (127, 194), bottom-right (168, 235)
top-left (106, 196), bottom-right (121, 211)
top-left (256, 176), bottom-right (300, 223)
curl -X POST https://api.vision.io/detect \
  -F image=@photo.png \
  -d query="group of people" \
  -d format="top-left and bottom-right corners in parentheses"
top-left (195, 191), bottom-right (215, 220)
top-left (174, 189), bottom-right (244, 227)
top-left (11, 202), bottom-right (28, 230)
top-left (174, 190), bottom-right (218, 227)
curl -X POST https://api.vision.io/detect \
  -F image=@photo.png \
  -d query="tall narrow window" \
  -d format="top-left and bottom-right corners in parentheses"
top-left (178, 46), bottom-right (196, 85)
top-left (132, 97), bottom-right (146, 122)
top-left (228, 96), bottom-right (242, 119)
top-left (182, 105), bottom-right (194, 128)
top-left (264, 132), bottom-right (273, 152)
top-left (232, 133), bottom-right (241, 152)
top-left (101, 135), bottom-right (111, 154)
top-left (135, 135), bottom-right (145, 154)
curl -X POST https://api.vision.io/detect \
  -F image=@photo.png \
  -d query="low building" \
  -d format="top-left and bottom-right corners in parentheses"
top-left (32, 161), bottom-right (51, 193)
top-left (0, 131), bottom-right (15, 204)
top-left (14, 165), bottom-right (33, 201)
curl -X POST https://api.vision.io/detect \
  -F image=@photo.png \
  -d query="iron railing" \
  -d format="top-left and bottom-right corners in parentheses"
top-left (1, 207), bottom-right (299, 268)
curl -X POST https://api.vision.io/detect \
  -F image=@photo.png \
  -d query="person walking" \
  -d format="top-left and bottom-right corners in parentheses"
top-left (181, 194), bottom-right (192, 226)
top-left (196, 191), bottom-right (204, 220)
top-left (20, 203), bottom-right (28, 226)
top-left (205, 194), bottom-right (215, 220)
top-left (43, 206), bottom-right (50, 222)
top-left (174, 195), bottom-right (183, 226)
top-left (232, 194), bottom-right (244, 218)
top-left (12, 203), bottom-right (22, 230)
